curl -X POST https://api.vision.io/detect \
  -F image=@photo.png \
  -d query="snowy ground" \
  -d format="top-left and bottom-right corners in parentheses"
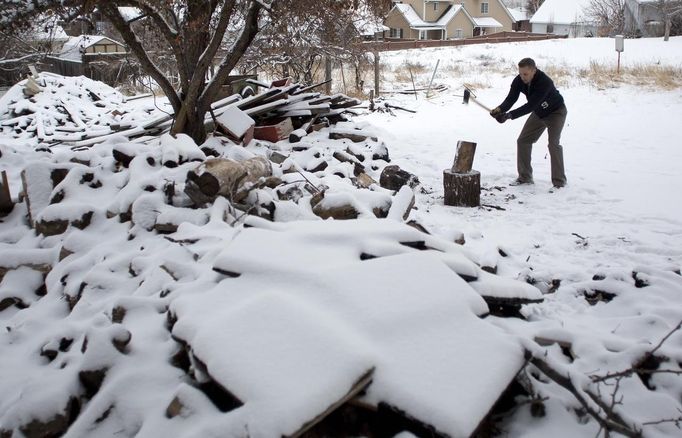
top-left (359, 36), bottom-right (682, 282)
top-left (358, 37), bottom-right (682, 435)
top-left (1, 37), bottom-right (682, 437)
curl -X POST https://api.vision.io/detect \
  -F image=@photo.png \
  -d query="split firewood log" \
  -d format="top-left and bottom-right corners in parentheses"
top-left (185, 157), bottom-right (272, 204)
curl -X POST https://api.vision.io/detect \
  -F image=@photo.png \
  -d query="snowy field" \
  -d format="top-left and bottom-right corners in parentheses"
top-left (1, 37), bottom-right (682, 437)
top-left (361, 36), bottom-right (682, 283)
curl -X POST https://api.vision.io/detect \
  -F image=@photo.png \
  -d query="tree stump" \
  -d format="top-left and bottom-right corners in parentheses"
top-left (443, 170), bottom-right (480, 207)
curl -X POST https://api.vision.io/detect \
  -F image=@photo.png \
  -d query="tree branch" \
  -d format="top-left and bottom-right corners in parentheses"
top-left (99, 2), bottom-right (181, 113)
top-left (184, 0), bottom-right (237, 107)
top-left (529, 355), bottom-right (640, 437)
top-left (200, 0), bottom-right (263, 110)
top-left (126, 0), bottom-right (189, 87)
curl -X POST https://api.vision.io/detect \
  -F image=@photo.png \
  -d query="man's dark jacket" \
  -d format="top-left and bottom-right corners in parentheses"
top-left (499, 69), bottom-right (564, 120)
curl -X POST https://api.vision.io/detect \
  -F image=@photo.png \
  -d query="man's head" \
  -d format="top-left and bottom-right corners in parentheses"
top-left (518, 58), bottom-right (537, 84)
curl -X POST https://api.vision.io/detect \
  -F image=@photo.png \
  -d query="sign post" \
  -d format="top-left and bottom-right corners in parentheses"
top-left (615, 35), bottom-right (624, 74)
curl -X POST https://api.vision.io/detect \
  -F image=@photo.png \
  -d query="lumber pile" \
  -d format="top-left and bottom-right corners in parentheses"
top-left (211, 78), bottom-right (361, 144)
top-left (0, 74), bottom-right (362, 149)
top-left (0, 73), bottom-right (159, 147)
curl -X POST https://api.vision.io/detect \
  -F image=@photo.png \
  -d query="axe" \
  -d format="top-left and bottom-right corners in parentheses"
top-left (462, 86), bottom-right (493, 113)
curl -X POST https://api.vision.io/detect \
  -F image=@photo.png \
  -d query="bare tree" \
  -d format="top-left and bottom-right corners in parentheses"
top-left (586, 0), bottom-right (625, 36)
top-left (526, 0), bottom-right (545, 15)
top-left (1, 0), bottom-right (387, 143)
top-left (0, 13), bottom-right (64, 85)
top-left (242, 2), bottom-right (388, 91)
top-left (655, 0), bottom-right (682, 40)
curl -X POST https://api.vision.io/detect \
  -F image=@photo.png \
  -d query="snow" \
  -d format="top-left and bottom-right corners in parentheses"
top-left (1, 36), bottom-right (682, 437)
top-left (176, 250), bottom-right (522, 437)
top-left (530, 0), bottom-right (594, 25)
top-left (215, 106), bottom-right (254, 139)
top-left (508, 6), bottom-right (529, 22)
top-left (436, 4), bottom-right (464, 26)
top-left (59, 35), bottom-right (125, 62)
top-left (473, 17), bottom-right (504, 28)
top-left (393, 3), bottom-right (428, 27)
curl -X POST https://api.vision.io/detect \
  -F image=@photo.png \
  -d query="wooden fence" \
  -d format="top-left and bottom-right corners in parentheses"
top-left (43, 53), bottom-right (140, 87)
top-left (363, 32), bottom-right (568, 53)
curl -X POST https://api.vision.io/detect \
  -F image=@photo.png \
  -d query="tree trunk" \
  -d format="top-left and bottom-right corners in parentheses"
top-left (172, 102), bottom-right (208, 145)
top-left (664, 16), bottom-right (671, 41)
top-left (443, 170), bottom-right (480, 207)
top-left (374, 51), bottom-right (380, 96)
top-left (325, 57), bottom-right (332, 94)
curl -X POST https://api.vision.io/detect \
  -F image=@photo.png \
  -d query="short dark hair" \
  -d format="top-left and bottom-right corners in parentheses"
top-left (518, 58), bottom-right (536, 69)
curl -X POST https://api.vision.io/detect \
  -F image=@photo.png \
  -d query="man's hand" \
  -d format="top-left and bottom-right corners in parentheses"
top-left (490, 107), bottom-right (502, 117)
top-left (495, 113), bottom-right (511, 123)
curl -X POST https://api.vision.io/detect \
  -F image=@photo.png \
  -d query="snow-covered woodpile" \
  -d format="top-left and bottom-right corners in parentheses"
top-left (0, 74), bottom-right (362, 149)
top-left (0, 73), bottom-right (158, 146)
top-left (1, 72), bottom-right (682, 438)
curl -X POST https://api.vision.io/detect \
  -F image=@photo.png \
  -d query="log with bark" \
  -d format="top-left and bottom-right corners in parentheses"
top-left (443, 170), bottom-right (480, 207)
top-left (444, 141), bottom-right (481, 207)
top-left (185, 157), bottom-right (273, 205)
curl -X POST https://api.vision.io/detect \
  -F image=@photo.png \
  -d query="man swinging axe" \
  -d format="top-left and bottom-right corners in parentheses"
top-left (490, 58), bottom-right (568, 189)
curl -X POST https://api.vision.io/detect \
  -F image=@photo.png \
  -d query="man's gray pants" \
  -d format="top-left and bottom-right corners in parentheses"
top-left (516, 105), bottom-right (568, 186)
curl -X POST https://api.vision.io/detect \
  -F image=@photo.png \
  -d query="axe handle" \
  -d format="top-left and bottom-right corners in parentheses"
top-left (470, 96), bottom-right (493, 113)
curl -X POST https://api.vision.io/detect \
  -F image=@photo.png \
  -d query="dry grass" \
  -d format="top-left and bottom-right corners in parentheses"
top-left (543, 64), bottom-right (573, 88)
top-left (393, 60), bottom-right (430, 82)
top-left (579, 61), bottom-right (682, 90)
top-left (442, 61), bottom-right (465, 76)
top-left (462, 79), bottom-right (492, 90)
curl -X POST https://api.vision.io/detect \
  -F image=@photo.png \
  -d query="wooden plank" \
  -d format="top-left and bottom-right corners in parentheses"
top-left (238, 89), bottom-right (287, 111)
top-left (1, 115), bottom-right (31, 127)
top-left (245, 78), bottom-right (271, 89)
top-left (0, 170), bottom-right (14, 216)
top-left (35, 113), bottom-right (46, 141)
top-left (288, 368), bottom-right (375, 438)
top-left (243, 99), bottom-right (289, 117)
top-left (61, 102), bottom-right (87, 129)
top-left (125, 93), bottom-right (153, 101)
top-left (290, 79), bottom-right (332, 95)
top-left (210, 94), bottom-right (242, 110)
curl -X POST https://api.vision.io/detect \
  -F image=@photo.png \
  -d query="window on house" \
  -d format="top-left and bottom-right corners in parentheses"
top-left (390, 27), bottom-right (400, 38)
top-left (481, 2), bottom-right (489, 14)
top-left (434, 2), bottom-right (439, 11)
top-left (419, 30), bottom-right (427, 40)
top-left (455, 29), bottom-right (463, 39)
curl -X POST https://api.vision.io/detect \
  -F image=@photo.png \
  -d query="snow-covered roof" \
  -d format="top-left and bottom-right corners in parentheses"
top-left (394, 3), bottom-right (428, 27)
top-left (474, 17), bottom-right (503, 28)
top-left (508, 7), bottom-right (529, 22)
top-left (437, 5), bottom-right (464, 26)
top-left (393, 3), bottom-right (469, 29)
top-left (59, 35), bottom-right (126, 62)
top-left (530, 0), bottom-right (594, 25)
